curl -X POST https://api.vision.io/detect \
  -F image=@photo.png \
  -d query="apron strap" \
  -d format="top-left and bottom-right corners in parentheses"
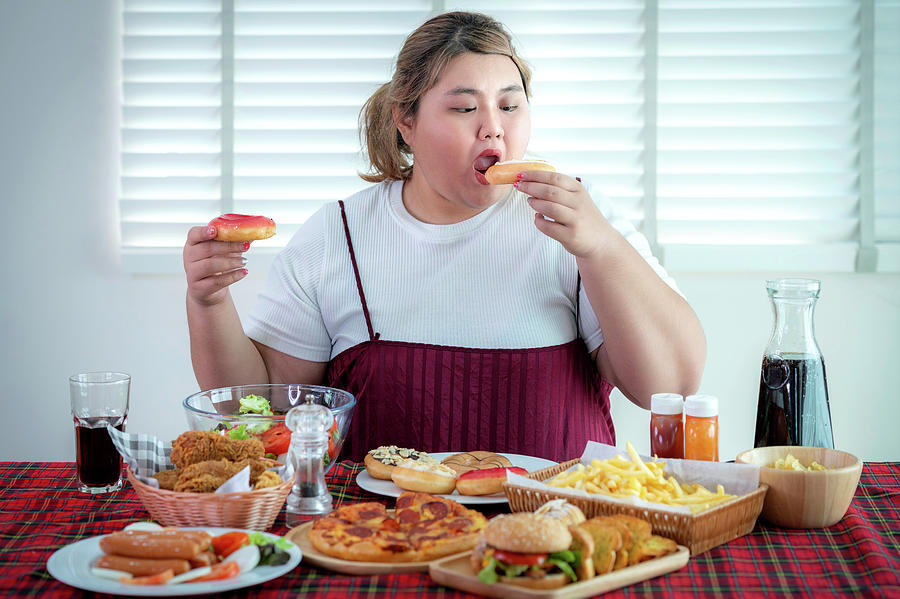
top-left (576, 271), bottom-right (582, 340)
top-left (338, 200), bottom-right (379, 341)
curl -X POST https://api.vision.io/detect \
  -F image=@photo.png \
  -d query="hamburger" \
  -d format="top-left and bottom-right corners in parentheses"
top-left (470, 513), bottom-right (594, 589)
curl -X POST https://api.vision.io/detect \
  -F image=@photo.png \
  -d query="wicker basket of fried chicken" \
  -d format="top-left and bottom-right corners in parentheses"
top-left (128, 431), bottom-right (294, 531)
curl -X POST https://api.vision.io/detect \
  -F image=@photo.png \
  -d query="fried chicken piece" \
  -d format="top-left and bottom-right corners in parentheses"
top-left (170, 430), bottom-right (265, 469)
top-left (173, 458), bottom-right (267, 493)
top-left (152, 468), bottom-right (180, 491)
top-left (253, 470), bottom-right (283, 490)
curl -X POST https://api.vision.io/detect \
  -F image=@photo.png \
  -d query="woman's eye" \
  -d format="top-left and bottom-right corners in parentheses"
top-left (502, 105), bottom-right (519, 112)
top-left (453, 107), bottom-right (476, 113)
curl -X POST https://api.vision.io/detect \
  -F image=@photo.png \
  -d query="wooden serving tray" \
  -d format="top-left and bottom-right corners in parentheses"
top-left (285, 519), bottom-right (469, 575)
top-left (428, 546), bottom-right (689, 599)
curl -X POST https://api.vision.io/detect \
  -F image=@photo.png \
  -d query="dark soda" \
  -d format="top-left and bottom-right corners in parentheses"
top-left (755, 354), bottom-right (834, 448)
top-left (75, 417), bottom-right (125, 487)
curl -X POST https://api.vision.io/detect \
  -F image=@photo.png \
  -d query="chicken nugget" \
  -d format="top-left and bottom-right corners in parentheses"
top-left (173, 458), bottom-right (268, 493)
top-left (152, 468), bottom-right (180, 491)
top-left (170, 430), bottom-right (264, 469)
top-left (253, 470), bottom-right (283, 489)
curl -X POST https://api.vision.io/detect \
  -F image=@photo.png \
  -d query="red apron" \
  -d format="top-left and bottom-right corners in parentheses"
top-left (326, 201), bottom-right (615, 462)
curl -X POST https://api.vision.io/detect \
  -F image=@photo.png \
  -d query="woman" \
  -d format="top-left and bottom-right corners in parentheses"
top-left (183, 12), bottom-right (706, 462)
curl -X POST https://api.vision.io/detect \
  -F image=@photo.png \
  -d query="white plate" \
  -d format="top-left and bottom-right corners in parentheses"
top-left (356, 452), bottom-right (557, 505)
top-left (46, 527), bottom-right (301, 596)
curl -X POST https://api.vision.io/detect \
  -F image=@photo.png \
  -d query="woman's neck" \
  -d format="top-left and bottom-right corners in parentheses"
top-left (401, 171), bottom-right (490, 225)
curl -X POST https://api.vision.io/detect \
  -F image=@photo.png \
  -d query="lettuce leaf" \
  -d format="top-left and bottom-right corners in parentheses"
top-left (239, 394), bottom-right (273, 416)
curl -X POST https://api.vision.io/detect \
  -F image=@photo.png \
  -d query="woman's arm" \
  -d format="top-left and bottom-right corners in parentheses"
top-left (579, 232), bottom-right (706, 408)
top-left (516, 172), bottom-right (706, 409)
top-left (184, 224), bottom-right (326, 389)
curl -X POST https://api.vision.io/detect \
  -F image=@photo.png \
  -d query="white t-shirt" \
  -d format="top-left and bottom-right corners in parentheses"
top-left (246, 180), bottom-right (678, 362)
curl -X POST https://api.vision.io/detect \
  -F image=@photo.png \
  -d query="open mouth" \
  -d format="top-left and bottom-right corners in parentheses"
top-left (474, 153), bottom-right (500, 175)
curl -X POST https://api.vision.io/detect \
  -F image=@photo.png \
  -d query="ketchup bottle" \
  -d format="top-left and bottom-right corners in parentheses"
top-left (684, 394), bottom-right (719, 461)
top-left (650, 393), bottom-right (684, 459)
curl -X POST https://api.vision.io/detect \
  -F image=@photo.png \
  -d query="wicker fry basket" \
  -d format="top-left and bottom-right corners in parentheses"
top-left (504, 459), bottom-right (768, 555)
top-left (127, 467), bottom-right (294, 531)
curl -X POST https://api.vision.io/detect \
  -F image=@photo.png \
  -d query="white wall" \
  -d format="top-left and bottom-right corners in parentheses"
top-left (2, 1), bottom-right (898, 463)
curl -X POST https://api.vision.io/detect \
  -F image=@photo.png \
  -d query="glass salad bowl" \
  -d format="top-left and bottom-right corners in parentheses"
top-left (183, 384), bottom-right (356, 475)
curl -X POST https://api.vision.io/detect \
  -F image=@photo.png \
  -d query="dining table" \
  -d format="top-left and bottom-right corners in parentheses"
top-left (0, 459), bottom-right (897, 598)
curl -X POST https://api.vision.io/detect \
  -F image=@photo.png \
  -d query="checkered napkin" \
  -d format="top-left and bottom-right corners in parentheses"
top-left (106, 426), bottom-right (292, 492)
top-left (107, 425), bottom-right (173, 488)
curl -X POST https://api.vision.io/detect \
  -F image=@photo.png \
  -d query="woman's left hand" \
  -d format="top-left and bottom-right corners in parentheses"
top-left (516, 171), bottom-right (611, 258)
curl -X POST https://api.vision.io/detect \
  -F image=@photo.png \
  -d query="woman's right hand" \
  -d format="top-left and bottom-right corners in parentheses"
top-left (183, 225), bottom-right (250, 306)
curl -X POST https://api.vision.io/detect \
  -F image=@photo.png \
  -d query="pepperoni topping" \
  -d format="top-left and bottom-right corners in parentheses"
top-left (447, 518), bottom-right (472, 530)
top-left (423, 501), bottom-right (449, 519)
top-left (345, 526), bottom-right (374, 539)
top-left (358, 508), bottom-right (384, 521)
top-left (397, 509), bottom-right (419, 524)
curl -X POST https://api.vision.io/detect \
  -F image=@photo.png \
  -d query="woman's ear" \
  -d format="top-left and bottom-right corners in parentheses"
top-left (393, 107), bottom-right (414, 148)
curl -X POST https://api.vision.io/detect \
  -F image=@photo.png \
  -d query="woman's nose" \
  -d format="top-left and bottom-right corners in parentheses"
top-left (480, 109), bottom-right (504, 140)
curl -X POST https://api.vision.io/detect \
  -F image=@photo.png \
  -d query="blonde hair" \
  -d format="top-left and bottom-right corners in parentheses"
top-left (359, 12), bottom-right (532, 183)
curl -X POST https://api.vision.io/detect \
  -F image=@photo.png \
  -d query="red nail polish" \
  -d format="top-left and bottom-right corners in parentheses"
top-left (516, 172), bottom-right (524, 180)
top-left (513, 182), bottom-right (519, 189)
top-left (242, 241), bottom-right (251, 251)
top-left (241, 268), bottom-right (248, 275)
top-left (207, 226), bottom-right (217, 237)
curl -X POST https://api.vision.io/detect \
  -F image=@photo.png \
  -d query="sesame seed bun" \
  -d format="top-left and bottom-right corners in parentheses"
top-left (483, 513), bottom-right (572, 554)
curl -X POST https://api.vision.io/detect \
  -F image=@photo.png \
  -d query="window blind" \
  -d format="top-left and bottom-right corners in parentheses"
top-left (121, 0), bottom-right (892, 273)
top-left (656, 0), bottom-right (863, 271)
top-left (874, 0), bottom-right (900, 271)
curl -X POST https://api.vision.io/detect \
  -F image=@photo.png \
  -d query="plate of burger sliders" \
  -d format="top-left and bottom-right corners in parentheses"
top-left (357, 447), bottom-right (557, 504)
top-left (428, 499), bottom-right (689, 599)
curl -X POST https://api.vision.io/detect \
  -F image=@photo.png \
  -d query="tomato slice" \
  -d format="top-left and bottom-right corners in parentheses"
top-left (121, 569), bottom-right (175, 585)
top-left (211, 531), bottom-right (249, 558)
top-left (260, 423), bottom-right (291, 455)
top-left (187, 561), bottom-right (240, 583)
top-left (492, 550), bottom-right (547, 566)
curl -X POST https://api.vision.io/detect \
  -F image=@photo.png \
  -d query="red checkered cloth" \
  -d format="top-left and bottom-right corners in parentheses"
top-left (0, 461), bottom-right (897, 598)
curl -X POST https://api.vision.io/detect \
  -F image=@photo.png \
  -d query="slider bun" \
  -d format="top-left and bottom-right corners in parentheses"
top-left (534, 499), bottom-right (587, 527)
top-left (483, 513), bottom-right (572, 554)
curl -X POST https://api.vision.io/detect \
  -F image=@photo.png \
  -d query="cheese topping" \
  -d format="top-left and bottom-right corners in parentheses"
top-left (368, 445), bottom-right (434, 466)
top-left (394, 458), bottom-right (458, 478)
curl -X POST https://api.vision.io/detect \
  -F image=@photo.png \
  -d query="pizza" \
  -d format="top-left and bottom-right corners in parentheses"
top-left (308, 491), bottom-right (488, 562)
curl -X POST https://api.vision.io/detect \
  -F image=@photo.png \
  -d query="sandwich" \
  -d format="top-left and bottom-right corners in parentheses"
top-left (470, 513), bottom-right (594, 589)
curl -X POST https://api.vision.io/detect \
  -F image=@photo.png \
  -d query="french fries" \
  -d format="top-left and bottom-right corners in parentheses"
top-left (768, 454), bottom-right (827, 471)
top-left (546, 442), bottom-right (736, 513)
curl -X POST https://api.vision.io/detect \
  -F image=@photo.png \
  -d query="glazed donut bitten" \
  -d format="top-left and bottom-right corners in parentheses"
top-left (484, 160), bottom-right (555, 185)
top-left (209, 213), bottom-right (276, 242)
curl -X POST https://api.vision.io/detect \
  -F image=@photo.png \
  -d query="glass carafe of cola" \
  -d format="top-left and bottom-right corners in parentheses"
top-left (755, 278), bottom-right (834, 449)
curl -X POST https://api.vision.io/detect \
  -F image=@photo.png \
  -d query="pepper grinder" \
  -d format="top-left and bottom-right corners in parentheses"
top-left (284, 396), bottom-right (333, 527)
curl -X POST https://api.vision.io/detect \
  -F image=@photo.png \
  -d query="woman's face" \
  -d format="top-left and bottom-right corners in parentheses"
top-left (397, 52), bottom-right (531, 224)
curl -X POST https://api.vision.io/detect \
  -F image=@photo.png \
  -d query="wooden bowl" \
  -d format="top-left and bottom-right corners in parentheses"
top-left (735, 446), bottom-right (861, 529)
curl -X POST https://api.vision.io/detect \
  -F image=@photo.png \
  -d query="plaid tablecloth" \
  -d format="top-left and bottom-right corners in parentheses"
top-left (0, 461), bottom-right (897, 598)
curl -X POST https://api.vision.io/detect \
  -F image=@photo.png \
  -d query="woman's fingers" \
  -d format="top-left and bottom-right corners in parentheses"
top-left (189, 254), bottom-right (248, 282)
top-left (526, 196), bottom-right (575, 224)
top-left (190, 268), bottom-right (248, 299)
